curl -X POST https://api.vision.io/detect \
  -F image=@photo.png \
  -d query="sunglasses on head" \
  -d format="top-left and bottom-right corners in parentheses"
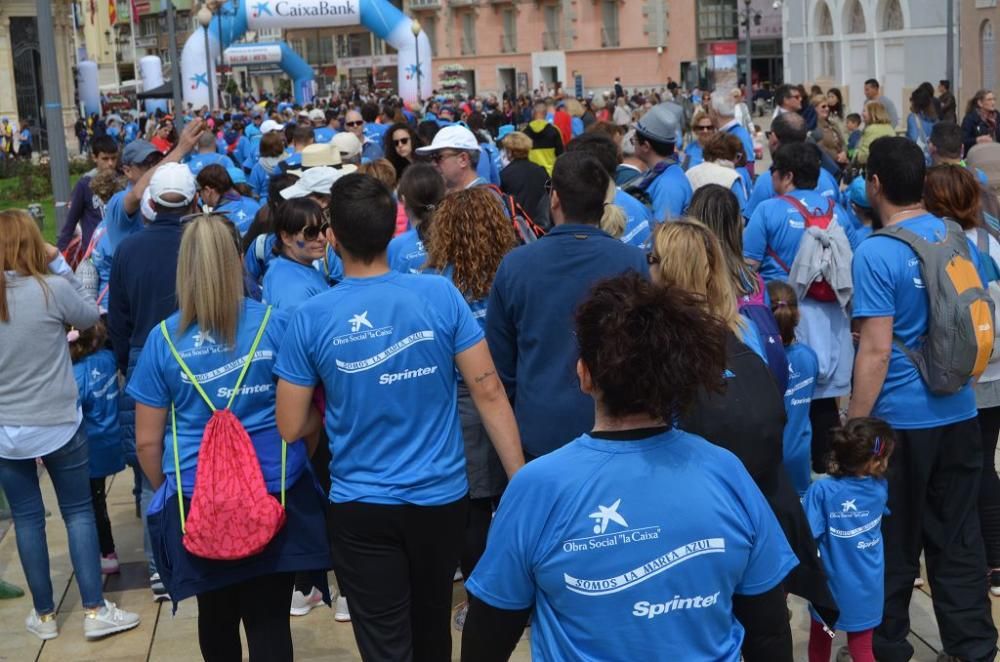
top-left (394, 137), bottom-right (410, 146)
top-left (302, 222), bottom-right (329, 241)
top-left (345, 121), bottom-right (363, 127)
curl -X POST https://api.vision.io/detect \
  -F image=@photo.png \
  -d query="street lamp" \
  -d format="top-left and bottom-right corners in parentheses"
top-left (411, 19), bottom-right (422, 104)
top-left (197, 5), bottom-right (215, 111)
top-left (739, 0), bottom-right (781, 91)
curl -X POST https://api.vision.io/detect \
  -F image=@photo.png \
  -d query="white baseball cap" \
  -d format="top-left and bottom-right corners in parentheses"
top-left (280, 166), bottom-right (345, 199)
top-left (308, 108), bottom-right (326, 122)
top-left (415, 125), bottom-right (479, 154)
top-left (260, 119), bottom-right (285, 134)
top-left (331, 132), bottom-right (363, 161)
top-left (148, 162), bottom-right (196, 208)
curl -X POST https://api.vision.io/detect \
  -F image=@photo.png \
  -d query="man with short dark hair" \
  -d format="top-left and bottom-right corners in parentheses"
top-left (274, 174), bottom-right (523, 662)
top-left (772, 84), bottom-right (802, 119)
top-left (486, 152), bottom-right (648, 460)
top-left (938, 79), bottom-right (957, 124)
top-left (631, 103), bottom-right (693, 220)
top-left (849, 136), bottom-right (999, 662)
top-left (57, 135), bottom-right (119, 253)
top-left (864, 78), bottom-right (899, 128)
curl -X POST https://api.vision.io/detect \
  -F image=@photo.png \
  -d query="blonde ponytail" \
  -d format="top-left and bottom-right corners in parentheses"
top-left (599, 180), bottom-right (627, 238)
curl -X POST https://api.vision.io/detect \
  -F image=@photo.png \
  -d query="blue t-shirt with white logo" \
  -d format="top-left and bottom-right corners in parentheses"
top-left (314, 127), bottom-right (336, 143)
top-left (782, 342), bottom-right (818, 496)
top-left (745, 169), bottom-right (841, 219)
top-left (387, 229), bottom-right (427, 274)
top-left (274, 271), bottom-right (484, 505)
top-left (262, 255), bottom-right (330, 313)
top-left (187, 152), bottom-right (231, 177)
top-left (74, 349), bottom-right (125, 479)
top-left (126, 299), bottom-right (306, 495)
top-left (466, 429), bottom-right (798, 661)
top-left (647, 163), bottom-right (693, 222)
top-left (851, 214), bottom-right (981, 428)
top-left (743, 188), bottom-right (857, 284)
top-left (615, 189), bottom-right (653, 249)
top-left (804, 475), bottom-right (889, 631)
top-left (214, 194), bottom-right (262, 235)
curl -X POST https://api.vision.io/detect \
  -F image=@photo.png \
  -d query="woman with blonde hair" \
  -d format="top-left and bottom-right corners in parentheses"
top-left (855, 102), bottom-right (895, 165)
top-left (684, 108), bottom-right (716, 170)
top-left (130, 215), bottom-right (330, 661)
top-left (0, 210), bottom-right (140, 641)
top-left (499, 130), bottom-right (549, 222)
top-left (811, 94), bottom-right (847, 166)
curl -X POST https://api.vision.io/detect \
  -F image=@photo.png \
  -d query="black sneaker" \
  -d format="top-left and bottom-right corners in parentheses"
top-left (990, 569), bottom-right (1000, 597)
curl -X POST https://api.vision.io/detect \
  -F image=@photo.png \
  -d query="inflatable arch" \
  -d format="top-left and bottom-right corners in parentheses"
top-left (181, 0), bottom-right (432, 109)
top-left (223, 43), bottom-right (313, 105)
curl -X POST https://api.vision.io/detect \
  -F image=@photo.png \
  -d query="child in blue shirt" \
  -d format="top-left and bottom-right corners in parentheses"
top-left (767, 280), bottom-right (818, 497)
top-left (804, 417), bottom-right (895, 662)
top-left (845, 113), bottom-right (863, 162)
top-left (69, 322), bottom-right (126, 575)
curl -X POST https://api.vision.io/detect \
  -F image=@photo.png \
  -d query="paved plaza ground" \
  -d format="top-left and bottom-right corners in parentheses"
top-left (0, 466), bottom-right (992, 661)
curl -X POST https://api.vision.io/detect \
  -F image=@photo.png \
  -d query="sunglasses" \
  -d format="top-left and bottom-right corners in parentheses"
top-left (695, 125), bottom-right (715, 132)
top-left (394, 137), bottom-right (410, 146)
top-left (302, 222), bottom-right (330, 241)
top-left (430, 151), bottom-right (461, 163)
top-left (345, 121), bottom-right (364, 127)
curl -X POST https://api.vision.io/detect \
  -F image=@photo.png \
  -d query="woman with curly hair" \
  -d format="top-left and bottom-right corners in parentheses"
top-left (424, 188), bottom-right (517, 630)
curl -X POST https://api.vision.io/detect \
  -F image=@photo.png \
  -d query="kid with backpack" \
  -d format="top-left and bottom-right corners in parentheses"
top-left (69, 321), bottom-right (125, 574)
top-left (129, 216), bottom-right (330, 660)
top-left (768, 280), bottom-right (819, 497)
top-left (804, 417), bottom-right (895, 662)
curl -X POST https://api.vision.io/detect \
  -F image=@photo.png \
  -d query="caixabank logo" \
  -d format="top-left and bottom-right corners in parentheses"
top-left (249, 0), bottom-right (360, 28)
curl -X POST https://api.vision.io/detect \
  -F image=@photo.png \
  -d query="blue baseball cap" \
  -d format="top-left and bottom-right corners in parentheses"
top-left (848, 177), bottom-right (870, 209)
top-left (497, 124), bottom-right (515, 140)
top-left (121, 140), bottom-right (160, 166)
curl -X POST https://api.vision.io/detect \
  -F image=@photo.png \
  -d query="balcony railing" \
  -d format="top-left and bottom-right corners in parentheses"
top-left (542, 31), bottom-right (559, 50)
top-left (601, 26), bottom-right (619, 47)
top-left (461, 36), bottom-right (476, 55)
top-left (409, 0), bottom-right (440, 9)
top-left (500, 33), bottom-right (516, 53)
top-left (449, 0), bottom-right (478, 6)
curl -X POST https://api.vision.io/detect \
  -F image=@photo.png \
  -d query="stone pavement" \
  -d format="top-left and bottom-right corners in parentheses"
top-left (0, 468), bottom-right (996, 661)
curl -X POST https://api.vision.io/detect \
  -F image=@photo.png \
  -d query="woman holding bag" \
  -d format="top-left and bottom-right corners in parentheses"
top-left (130, 215), bottom-right (330, 661)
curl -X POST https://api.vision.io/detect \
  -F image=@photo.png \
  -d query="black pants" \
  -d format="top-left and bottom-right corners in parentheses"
top-left (873, 418), bottom-right (998, 662)
top-left (460, 497), bottom-right (496, 580)
top-left (328, 496), bottom-right (468, 662)
top-left (196, 571), bottom-right (295, 662)
top-left (89, 478), bottom-right (115, 556)
top-left (980, 406), bottom-right (1000, 568)
top-left (808, 397), bottom-right (840, 474)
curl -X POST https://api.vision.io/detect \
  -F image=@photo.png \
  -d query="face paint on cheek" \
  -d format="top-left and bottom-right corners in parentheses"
top-left (295, 240), bottom-right (307, 249)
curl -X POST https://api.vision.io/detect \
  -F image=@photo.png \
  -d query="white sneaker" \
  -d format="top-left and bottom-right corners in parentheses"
top-left (25, 610), bottom-right (58, 640)
top-left (914, 577), bottom-right (925, 588)
top-left (83, 600), bottom-right (140, 639)
top-left (289, 588), bottom-right (323, 616)
top-left (334, 595), bottom-right (351, 622)
top-left (100, 553), bottom-right (120, 575)
top-left (453, 568), bottom-right (463, 582)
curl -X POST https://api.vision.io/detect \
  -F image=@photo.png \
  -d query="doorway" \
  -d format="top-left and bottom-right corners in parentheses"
top-left (498, 67), bottom-right (516, 99)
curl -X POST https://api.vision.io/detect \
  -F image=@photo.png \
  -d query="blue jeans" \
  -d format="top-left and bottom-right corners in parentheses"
top-left (0, 426), bottom-right (104, 613)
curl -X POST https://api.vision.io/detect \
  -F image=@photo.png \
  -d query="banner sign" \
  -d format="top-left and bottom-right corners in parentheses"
top-left (224, 45), bottom-right (283, 65)
top-left (247, 0), bottom-right (361, 30)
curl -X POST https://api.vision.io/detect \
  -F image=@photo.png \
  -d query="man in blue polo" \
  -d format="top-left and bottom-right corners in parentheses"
top-left (629, 103), bottom-right (692, 222)
top-left (486, 151), bottom-right (648, 460)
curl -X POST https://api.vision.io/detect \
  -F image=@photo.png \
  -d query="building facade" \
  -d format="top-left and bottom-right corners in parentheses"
top-left (112, 0), bottom-right (195, 86)
top-left (691, 0), bottom-right (783, 91)
top-left (398, 0), bottom-right (696, 98)
top-left (0, 0), bottom-right (79, 150)
top-left (783, 0), bottom-right (956, 117)
top-left (961, 0), bottom-right (1000, 111)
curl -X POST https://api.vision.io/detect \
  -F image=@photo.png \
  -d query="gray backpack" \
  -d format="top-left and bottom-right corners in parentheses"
top-left (875, 219), bottom-right (995, 395)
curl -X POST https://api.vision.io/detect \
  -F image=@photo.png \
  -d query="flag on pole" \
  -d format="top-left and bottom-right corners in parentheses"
top-left (108, 0), bottom-right (117, 24)
top-left (130, 0), bottom-right (142, 24)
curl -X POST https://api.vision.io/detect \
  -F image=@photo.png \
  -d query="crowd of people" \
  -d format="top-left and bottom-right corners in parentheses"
top-left (3, 71), bottom-right (1000, 662)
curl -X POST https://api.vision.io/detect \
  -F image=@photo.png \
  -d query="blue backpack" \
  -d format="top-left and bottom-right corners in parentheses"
top-left (737, 274), bottom-right (790, 394)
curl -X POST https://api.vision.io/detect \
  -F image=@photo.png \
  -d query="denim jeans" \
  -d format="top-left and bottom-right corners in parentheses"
top-left (0, 426), bottom-right (104, 613)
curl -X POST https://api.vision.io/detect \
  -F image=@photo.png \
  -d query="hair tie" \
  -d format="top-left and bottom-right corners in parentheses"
top-left (873, 436), bottom-right (885, 457)
top-left (66, 329), bottom-right (80, 343)
top-left (774, 300), bottom-right (788, 307)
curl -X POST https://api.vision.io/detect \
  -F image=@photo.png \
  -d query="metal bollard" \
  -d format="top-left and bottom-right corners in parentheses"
top-left (27, 203), bottom-right (44, 232)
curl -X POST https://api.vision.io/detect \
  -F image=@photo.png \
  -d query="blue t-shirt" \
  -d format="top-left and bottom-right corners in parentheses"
top-left (214, 193), bottom-right (261, 235)
top-left (103, 185), bottom-right (143, 253)
top-left (743, 188), bottom-right (857, 283)
top-left (123, 122), bottom-right (139, 144)
top-left (724, 123), bottom-right (755, 164)
top-left (363, 122), bottom-right (388, 146)
top-left (273, 271), bottom-right (484, 505)
top-left (804, 476), bottom-right (889, 631)
top-left (314, 245), bottom-right (344, 285)
top-left (851, 214), bottom-right (981, 428)
top-left (684, 142), bottom-right (704, 170)
top-left (313, 127), bottom-right (336, 143)
top-left (126, 300), bottom-right (306, 495)
top-left (262, 255), bottom-right (330, 312)
top-left (245, 233), bottom-right (278, 284)
top-left (782, 342), bottom-right (818, 496)
top-left (248, 161), bottom-right (275, 200)
top-left (647, 162), bottom-right (693, 222)
top-left (466, 429), bottom-right (799, 661)
top-left (745, 168), bottom-right (841, 219)
top-left (615, 188), bottom-right (653, 249)
top-left (74, 349), bottom-right (125, 479)
top-left (187, 152), bottom-right (231, 176)
top-left (387, 229), bottom-right (427, 274)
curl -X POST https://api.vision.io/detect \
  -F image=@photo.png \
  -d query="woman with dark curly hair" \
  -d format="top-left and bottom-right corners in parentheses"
top-left (462, 272), bottom-right (799, 661)
top-left (424, 188), bottom-right (517, 629)
top-left (382, 122), bottom-right (422, 179)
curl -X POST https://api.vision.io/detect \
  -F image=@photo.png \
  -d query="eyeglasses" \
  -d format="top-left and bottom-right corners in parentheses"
top-left (394, 137), bottom-right (410, 146)
top-left (430, 151), bottom-right (461, 164)
top-left (694, 125), bottom-right (715, 132)
top-left (645, 252), bottom-right (660, 265)
top-left (301, 222), bottom-right (329, 241)
top-left (345, 121), bottom-right (364, 128)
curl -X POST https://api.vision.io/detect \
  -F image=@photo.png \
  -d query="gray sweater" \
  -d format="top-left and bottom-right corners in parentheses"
top-left (0, 266), bottom-right (100, 426)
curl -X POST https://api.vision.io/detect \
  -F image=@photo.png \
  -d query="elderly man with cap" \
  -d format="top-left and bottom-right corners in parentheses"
top-left (628, 103), bottom-right (692, 221)
top-left (343, 109), bottom-right (384, 161)
top-left (415, 125), bottom-right (488, 193)
top-left (331, 132), bottom-right (363, 167)
top-left (107, 162), bottom-right (201, 603)
top-left (101, 118), bottom-right (204, 254)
